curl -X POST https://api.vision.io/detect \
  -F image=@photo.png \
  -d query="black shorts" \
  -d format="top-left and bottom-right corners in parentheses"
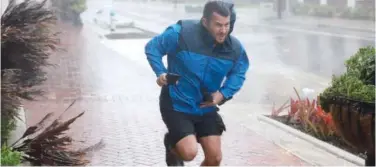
top-left (159, 86), bottom-right (226, 147)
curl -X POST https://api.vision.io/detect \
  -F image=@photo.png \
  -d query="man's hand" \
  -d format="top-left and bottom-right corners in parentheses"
top-left (200, 91), bottom-right (224, 108)
top-left (156, 73), bottom-right (167, 87)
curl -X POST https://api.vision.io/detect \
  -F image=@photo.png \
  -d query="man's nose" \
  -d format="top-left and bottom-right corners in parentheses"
top-left (219, 26), bottom-right (226, 34)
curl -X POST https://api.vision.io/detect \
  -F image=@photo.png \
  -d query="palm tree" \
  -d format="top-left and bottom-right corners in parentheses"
top-left (1, 0), bottom-right (102, 165)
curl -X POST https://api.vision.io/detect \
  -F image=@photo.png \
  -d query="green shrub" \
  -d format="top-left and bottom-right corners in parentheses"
top-left (292, 3), bottom-right (375, 20)
top-left (70, 0), bottom-right (87, 14)
top-left (319, 46), bottom-right (376, 110)
top-left (352, 7), bottom-right (374, 20)
top-left (345, 46), bottom-right (375, 85)
top-left (292, 3), bottom-right (335, 17)
top-left (1, 116), bottom-right (16, 145)
top-left (1, 145), bottom-right (22, 166)
top-left (338, 7), bottom-right (353, 18)
top-left (292, 3), bottom-right (311, 15)
top-left (321, 73), bottom-right (375, 103)
top-left (338, 6), bottom-right (375, 21)
top-left (312, 5), bottom-right (335, 17)
top-left (184, 5), bottom-right (204, 13)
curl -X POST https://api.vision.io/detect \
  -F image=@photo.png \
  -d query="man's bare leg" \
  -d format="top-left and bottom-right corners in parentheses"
top-left (169, 134), bottom-right (198, 161)
top-left (199, 135), bottom-right (222, 166)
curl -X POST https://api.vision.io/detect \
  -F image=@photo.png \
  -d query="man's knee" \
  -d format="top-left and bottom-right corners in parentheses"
top-left (205, 153), bottom-right (222, 166)
top-left (177, 146), bottom-right (197, 161)
top-left (200, 135), bottom-right (222, 166)
top-left (175, 135), bottom-right (198, 161)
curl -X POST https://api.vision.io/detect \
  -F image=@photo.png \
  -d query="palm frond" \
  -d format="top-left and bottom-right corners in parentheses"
top-left (11, 101), bottom-right (103, 165)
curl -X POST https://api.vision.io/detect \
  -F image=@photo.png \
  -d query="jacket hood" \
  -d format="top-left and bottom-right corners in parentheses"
top-left (224, 1), bottom-right (236, 34)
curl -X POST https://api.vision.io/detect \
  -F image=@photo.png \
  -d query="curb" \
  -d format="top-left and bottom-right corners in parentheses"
top-left (257, 114), bottom-right (364, 166)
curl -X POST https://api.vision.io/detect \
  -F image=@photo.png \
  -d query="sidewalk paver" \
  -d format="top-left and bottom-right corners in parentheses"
top-left (22, 23), bottom-right (308, 166)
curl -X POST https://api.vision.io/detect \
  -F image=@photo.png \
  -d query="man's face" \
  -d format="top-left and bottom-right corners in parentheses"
top-left (203, 12), bottom-right (230, 44)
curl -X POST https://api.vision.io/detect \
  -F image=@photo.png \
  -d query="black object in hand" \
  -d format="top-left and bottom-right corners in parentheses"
top-left (218, 96), bottom-right (232, 106)
top-left (203, 92), bottom-right (213, 102)
top-left (166, 73), bottom-right (180, 85)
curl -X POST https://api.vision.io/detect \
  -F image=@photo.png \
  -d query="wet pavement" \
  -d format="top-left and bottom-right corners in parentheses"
top-left (22, 22), bottom-right (308, 166)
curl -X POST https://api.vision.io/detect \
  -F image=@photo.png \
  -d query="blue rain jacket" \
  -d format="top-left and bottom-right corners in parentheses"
top-left (145, 8), bottom-right (249, 116)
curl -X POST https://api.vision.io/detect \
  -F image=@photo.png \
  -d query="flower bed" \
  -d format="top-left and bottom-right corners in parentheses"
top-left (269, 46), bottom-right (375, 166)
top-left (318, 46), bottom-right (375, 166)
top-left (269, 90), bottom-right (366, 159)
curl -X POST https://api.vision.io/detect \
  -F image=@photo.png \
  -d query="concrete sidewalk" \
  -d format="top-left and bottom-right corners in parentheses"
top-left (21, 23), bottom-right (307, 166)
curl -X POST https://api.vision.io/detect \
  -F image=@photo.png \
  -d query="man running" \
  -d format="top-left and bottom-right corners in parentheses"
top-left (145, 1), bottom-right (249, 166)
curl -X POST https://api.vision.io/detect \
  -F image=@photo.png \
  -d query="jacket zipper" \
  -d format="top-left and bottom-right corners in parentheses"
top-left (201, 47), bottom-right (216, 116)
top-left (202, 58), bottom-right (210, 116)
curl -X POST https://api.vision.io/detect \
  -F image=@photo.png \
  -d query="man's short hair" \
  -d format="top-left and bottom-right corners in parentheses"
top-left (202, 0), bottom-right (232, 20)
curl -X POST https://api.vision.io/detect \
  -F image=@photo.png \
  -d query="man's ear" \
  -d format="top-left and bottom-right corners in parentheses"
top-left (201, 17), bottom-right (208, 28)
